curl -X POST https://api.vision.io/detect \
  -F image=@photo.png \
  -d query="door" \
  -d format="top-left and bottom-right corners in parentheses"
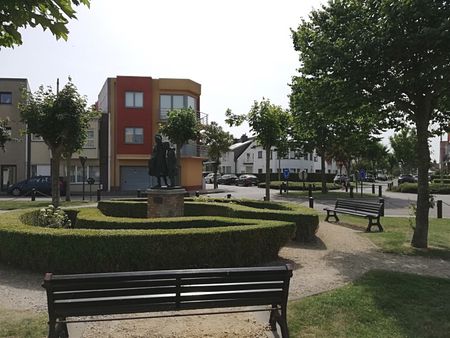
top-left (1, 165), bottom-right (16, 191)
top-left (120, 166), bottom-right (152, 191)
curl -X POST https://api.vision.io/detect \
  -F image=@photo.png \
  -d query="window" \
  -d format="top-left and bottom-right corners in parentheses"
top-left (70, 165), bottom-right (100, 183)
top-left (84, 129), bottom-right (95, 148)
top-left (258, 169), bottom-right (263, 174)
top-left (125, 92), bottom-right (143, 108)
top-left (125, 128), bottom-right (144, 144)
top-left (0, 92), bottom-right (12, 104)
top-left (257, 151), bottom-right (263, 159)
top-left (304, 154), bottom-right (309, 161)
top-left (160, 94), bottom-right (198, 119)
top-left (309, 153), bottom-right (313, 161)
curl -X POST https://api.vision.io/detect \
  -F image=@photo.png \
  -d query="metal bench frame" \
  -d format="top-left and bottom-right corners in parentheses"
top-left (43, 265), bottom-right (293, 338)
top-left (324, 198), bottom-right (384, 232)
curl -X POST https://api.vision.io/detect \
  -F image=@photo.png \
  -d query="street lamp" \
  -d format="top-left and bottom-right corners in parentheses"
top-left (79, 156), bottom-right (87, 201)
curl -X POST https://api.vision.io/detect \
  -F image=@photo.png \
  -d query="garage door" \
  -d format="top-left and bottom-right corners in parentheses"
top-left (120, 166), bottom-right (153, 191)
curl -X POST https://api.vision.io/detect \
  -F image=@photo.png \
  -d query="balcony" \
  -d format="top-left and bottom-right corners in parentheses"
top-left (181, 143), bottom-right (208, 158)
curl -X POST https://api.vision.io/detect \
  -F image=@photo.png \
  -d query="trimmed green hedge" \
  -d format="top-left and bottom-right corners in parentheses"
top-left (98, 200), bottom-right (148, 218)
top-left (0, 209), bottom-right (295, 273)
top-left (184, 197), bottom-right (319, 242)
top-left (390, 183), bottom-right (450, 194)
top-left (258, 181), bottom-right (341, 191)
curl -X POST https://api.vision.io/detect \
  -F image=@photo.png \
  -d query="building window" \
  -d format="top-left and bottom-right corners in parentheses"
top-left (258, 168), bottom-right (263, 174)
top-left (310, 153), bottom-right (313, 161)
top-left (125, 128), bottom-right (144, 144)
top-left (257, 151), bottom-right (263, 159)
top-left (160, 94), bottom-right (198, 120)
top-left (31, 134), bottom-right (44, 142)
top-left (125, 92), bottom-right (143, 108)
top-left (84, 129), bottom-right (95, 148)
top-left (304, 154), bottom-right (308, 161)
top-left (70, 165), bottom-right (100, 183)
top-left (0, 92), bottom-right (12, 104)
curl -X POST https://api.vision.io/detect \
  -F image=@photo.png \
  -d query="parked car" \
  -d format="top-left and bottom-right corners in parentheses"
top-left (333, 174), bottom-right (349, 184)
top-left (364, 174), bottom-right (376, 183)
top-left (7, 176), bottom-right (66, 196)
top-left (236, 174), bottom-right (259, 186)
top-left (376, 173), bottom-right (388, 181)
top-left (398, 174), bottom-right (415, 184)
top-left (217, 174), bottom-right (238, 185)
top-left (204, 173), bottom-right (221, 184)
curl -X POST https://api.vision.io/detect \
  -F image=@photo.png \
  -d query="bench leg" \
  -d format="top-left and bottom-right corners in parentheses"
top-left (366, 217), bottom-right (383, 232)
top-left (325, 211), bottom-right (339, 223)
top-left (269, 307), bottom-right (277, 331)
top-left (269, 307), bottom-right (290, 338)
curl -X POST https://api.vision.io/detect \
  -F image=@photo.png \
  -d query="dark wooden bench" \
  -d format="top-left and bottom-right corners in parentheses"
top-left (42, 265), bottom-right (293, 338)
top-left (324, 198), bottom-right (384, 232)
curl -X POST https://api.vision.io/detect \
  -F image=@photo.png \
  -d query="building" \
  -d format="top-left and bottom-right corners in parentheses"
top-left (97, 76), bottom-right (206, 192)
top-left (440, 133), bottom-right (450, 171)
top-left (219, 138), bottom-right (340, 176)
top-left (0, 78), bottom-right (30, 191)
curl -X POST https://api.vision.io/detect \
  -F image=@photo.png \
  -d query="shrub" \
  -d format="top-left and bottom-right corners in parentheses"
top-left (394, 183), bottom-right (450, 194)
top-left (98, 200), bottom-right (148, 218)
top-left (258, 181), bottom-right (341, 191)
top-left (36, 205), bottom-right (72, 228)
top-left (0, 209), bottom-right (295, 273)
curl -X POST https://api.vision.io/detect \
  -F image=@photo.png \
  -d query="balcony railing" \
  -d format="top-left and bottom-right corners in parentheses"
top-left (181, 143), bottom-right (208, 158)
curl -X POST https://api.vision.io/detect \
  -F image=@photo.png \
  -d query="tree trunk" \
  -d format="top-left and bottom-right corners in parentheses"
top-left (265, 147), bottom-right (271, 201)
top-left (50, 147), bottom-right (63, 207)
top-left (411, 100), bottom-right (431, 248)
top-left (320, 150), bottom-right (327, 193)
top-left (176, 143), bottom-right (182, 186)
top-left (65, 157), bottom-right (71, 202)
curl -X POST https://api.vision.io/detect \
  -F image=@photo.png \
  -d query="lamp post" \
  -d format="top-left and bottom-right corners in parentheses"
top-left (79, 156), bottom-right (87, 201)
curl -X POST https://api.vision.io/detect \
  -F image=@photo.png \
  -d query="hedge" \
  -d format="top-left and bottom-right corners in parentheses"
top-left (390, 183), bottom-right (450, 194)
top-left (98, 200), bottom-right (148, 218)
top-left (258, 181), bottom-right (341, 191)
top-left (0, 209), bottom-right (295, 273)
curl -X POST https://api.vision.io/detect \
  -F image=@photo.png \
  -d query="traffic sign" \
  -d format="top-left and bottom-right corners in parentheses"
top-left (283, 168), bottom-right (290, 180)
top-left (359, 169), bottom-right (366, 180)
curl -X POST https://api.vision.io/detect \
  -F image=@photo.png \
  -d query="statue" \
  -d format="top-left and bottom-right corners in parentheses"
top-left (148, 135), bottom-right (178, 188)
top-left (148, 135), bottom-right (168, 188)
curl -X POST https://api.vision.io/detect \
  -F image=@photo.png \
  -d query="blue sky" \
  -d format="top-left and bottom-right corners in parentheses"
top-left (1, 0), bottom-right (442, 161)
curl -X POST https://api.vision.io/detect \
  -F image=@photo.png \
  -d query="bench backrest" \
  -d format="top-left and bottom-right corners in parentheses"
top-left (43, 265), bottom-right (293, 319)
top-left (335, 199), bottom-right (382, 215)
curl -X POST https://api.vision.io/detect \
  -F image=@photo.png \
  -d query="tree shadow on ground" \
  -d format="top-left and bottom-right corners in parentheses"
top-left (284, 236), bottom-right (327, 251)
top-left (0, 263), bottom-right (42, 291)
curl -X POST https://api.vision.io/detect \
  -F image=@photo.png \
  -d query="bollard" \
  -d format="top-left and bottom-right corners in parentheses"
top-left (309, 197), bottom-right (314, 209)
top-left (378, 185), bottom-right (382, 197)
top-left (379, 198), bottom-right (385, 217)
top-left (227, 194), bottom-right (232, 199)
top-left (308, 184), bottom-right (312, 198)
top-left (372, 184), bottom-right (375, 194)
top-left (345, 184), bottom-right (348, 192)
top-left (195, 191), bottom-right (200, 197)
top-left (31, 188), bottom-right (36, 201)
top-left (437, 200), bottom-right (442, 219)
top-left (280, 183), bottom-right (283, 195)
top-left (350, 186), bottom-right (354, 198)
top-left (96, 189), bottom-right (101, 202)
top-left (137, 189), bottom-right (141, 198)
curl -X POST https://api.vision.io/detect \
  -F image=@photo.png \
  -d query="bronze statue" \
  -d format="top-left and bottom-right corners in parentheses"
top-left (148, 135), bottom-right (177, 188)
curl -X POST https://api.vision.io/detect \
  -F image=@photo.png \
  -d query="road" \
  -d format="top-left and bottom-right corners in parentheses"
top-left (204, 182), bottom-right (450, 218)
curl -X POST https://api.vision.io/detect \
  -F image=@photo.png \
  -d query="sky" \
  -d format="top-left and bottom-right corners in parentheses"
top-left (1, 0), bottom-right (443, 161)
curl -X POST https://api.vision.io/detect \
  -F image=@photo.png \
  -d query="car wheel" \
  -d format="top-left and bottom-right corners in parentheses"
top-left (11, 188), bottom-right (21, 196)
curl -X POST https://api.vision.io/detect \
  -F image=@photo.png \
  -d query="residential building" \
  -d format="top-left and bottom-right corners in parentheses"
top-left (440, 133), bottom-right (450, 171)
top-left (0, 78), bottom-right (30, 191)
top-left (97, 76), bottom-right (206, 192)
top-left (219, 138), bottom-right (340, 176)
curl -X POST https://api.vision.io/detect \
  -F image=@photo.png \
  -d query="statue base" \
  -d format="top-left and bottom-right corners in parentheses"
top-left (147, 188), bottom-right (186, 218)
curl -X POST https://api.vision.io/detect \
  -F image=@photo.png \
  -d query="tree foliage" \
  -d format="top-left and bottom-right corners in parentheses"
top-left (226, 99), bottom-right (290, 201)
top-left (0, 118), bottom-right (11, 151)
top-left (159, 108), bottom-right (199, 185)
top-left (292, 0), bottom-right (450, 248)
top-left (201, 122), bottom-right (233, 189)
top-left (389, 128), bottom-right (418, 174)
top-left (0, 0), bottom-right (90, 48)
top-left (20, 80), bottom-right (96, 206)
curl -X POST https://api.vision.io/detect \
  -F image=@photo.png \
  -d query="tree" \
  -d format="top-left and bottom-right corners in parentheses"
top-left (226, 99), bottom-right (290, 201)
top-left (0, 0), bottom-right (90, 48)
top-left (201, 122), bottom-right (234, 189)
top-left (292, 0), bottom-right (450, 248)
top-left (0, 118), bottom-right (11, 151)
top-left (389, 128), bottom-right (418, 174)
top-left (159, 108), bottom-right (199, 186)
top-left (20, 81), bottom-right (95, 206)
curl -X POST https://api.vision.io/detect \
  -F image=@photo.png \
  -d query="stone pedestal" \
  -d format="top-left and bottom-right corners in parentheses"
top-left (147, 188), bottom-right (186, 218)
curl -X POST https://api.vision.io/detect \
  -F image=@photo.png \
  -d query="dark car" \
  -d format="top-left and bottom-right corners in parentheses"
top-left (364, 174), bottom-right (376, 183)
top-left (236, 174), bottom-right (259, 186)
top-left (7, 176), bottom-right (66, 196)
top-left (217, 174), bottom-right (238, 185)
top-left (398, 174), bottom-right (415, 184)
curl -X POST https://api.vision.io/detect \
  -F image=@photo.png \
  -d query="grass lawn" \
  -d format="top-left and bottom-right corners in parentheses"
top-left (0, 309), bottom-right (47, 337)
top-left (0, 200), bottom-right (92, 210)
top-left (288, 270), bottom-right (450, 338)
top-left (327, 214), bottom-right (450, 260)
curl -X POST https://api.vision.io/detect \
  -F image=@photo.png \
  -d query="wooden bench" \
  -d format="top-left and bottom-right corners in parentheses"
top-left (42, 265), bottom-right (293, 338)
top-left (324, 199), bottom-right (384, 232)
